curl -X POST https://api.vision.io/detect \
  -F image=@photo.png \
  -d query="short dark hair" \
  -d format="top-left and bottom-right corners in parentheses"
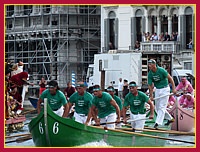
top-left (124, 79), bottom-right (128, 82)
top-left (67, 81), bottom-right (71, 85)
top-left (129, 81), bottom-right (136, 85)
top-left (48, 80), bottom-right (60, 90)
top-left (107, 86), bottom-right (115, 92)
top-left (93, 84), bottom-right (101, 89)
top-left (129, 81), bottom-right (138, 87)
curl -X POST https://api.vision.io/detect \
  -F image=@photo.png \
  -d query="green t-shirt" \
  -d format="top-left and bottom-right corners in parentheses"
top-left (113, 95), bottom-right (122, 111)
top-left (69, 91), bottom-right (93, 115)
top-left (92, 92), bottom-right (116, 118)
top-left (123, 91), bottom-right (149, 114)
top-left (148, 66), bottom-right (168, 89)
top-left (40, 89), bottom-right (67, 110)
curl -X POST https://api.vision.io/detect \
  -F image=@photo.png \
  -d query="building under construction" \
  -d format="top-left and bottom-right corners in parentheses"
top-left (5, 5), bottom-right (101, 89)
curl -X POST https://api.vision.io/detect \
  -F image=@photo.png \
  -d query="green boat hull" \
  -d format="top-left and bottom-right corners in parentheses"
top-left (29, 102), bottom-right (171, 147)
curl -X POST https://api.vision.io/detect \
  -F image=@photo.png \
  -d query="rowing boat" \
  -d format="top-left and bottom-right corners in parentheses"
top-left (168, 101), bottom-right (194, 132)
top-left (29, 99), bottom-right (172, 147)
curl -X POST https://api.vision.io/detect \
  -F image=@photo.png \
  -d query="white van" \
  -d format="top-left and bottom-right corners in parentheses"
top-left (172, 69), bottom-right (194, 87)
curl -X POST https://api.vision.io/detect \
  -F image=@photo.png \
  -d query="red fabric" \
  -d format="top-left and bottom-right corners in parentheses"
top-left (64, 86), bottom-right (76, 98)
top-left (39, 87), bottom-right (46, 95)
top-left (10, 72), bottom-right (28, 87)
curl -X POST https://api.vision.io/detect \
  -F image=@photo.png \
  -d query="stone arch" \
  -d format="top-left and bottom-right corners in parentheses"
top-left (160, 8), bottom-right (168, 16)
top-left (169, 7), bottom-right (178, 16)
top-left (135, 9), bottom-right (144, 17)
top-left (108, 11), bottom-right (116, 19)
top-left (157, 6), bottom-right (168, 16)
top-left (184, 6), bottom-right (193, 15)
top-left (149, 8), bottom-right (157, 16)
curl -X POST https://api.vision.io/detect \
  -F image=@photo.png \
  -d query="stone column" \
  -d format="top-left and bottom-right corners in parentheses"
top-left (168, 16), bottom-right (172, 35)
top-left (148, 16), bottom-right (152, 34)
top-left (157, 16), bottom-right (161, 36)
top-left (145, 16), bottom-right (149, 32)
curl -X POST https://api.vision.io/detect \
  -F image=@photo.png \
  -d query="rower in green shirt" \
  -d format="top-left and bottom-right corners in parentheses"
top-left (37, 80), bottom-right (68, 117)
top-left (91, 85), bottom-right (120, 129)
top-left (123, 81), bottom-right (154, 132)
top-left (107, 86), bottom-right (123, 127)
top-left (148, 59), bottom-right (176, 129)
top-left (65, 81), bottom-right (93, 125)
top-left (106, 86), bottom-right (122, 112)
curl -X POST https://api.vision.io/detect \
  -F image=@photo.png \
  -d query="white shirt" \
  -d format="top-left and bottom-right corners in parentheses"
top-left (118, 81), bottom-right (123, 91)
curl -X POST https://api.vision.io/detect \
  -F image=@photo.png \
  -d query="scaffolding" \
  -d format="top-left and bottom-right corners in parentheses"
top-left (5, 5), bottom-right (101, 92)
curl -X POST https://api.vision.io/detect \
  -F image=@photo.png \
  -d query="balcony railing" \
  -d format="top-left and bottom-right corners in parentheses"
top-left (140, 41), bottom-right (181, 53)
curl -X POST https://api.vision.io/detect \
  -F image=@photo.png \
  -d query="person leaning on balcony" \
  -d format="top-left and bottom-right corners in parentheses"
top-left (158, 32), bottom-right (164, 41)
top-left (176, 32), bottom-right (180, 41)
top-left (91, 85), bottom-right (121, 129)
top-left (152, 33), bottom-right (158, 41)
top-left (134, 41), bottom-right (140, 50)
top-left (163, 32), bottom-right (170, 41)
top-left (187, 38), bottom-right (193, 49)
top-left (146, 32), bottom-right (151, 42)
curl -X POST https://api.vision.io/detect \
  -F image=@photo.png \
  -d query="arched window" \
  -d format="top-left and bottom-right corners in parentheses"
top-left (149, 9), bottom-right (157, 35)
top-left (108, 11), bottom-right (116, 49)
top-left (135, 9), bottom-right (143, 42)
top-left (160, 8), bottom-right (168, 33)
top-left (104, 10), bottom-right (118, 51)
top-left (185, 7), bottom-right (193, 48)
top-left (108, 11), bottom-right (116, 18)
top-left (171, 8), bottom-right (178, 33)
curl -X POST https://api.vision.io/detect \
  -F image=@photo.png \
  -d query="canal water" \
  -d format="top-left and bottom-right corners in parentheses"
top-left (5, 113), bottom-right (195, 148)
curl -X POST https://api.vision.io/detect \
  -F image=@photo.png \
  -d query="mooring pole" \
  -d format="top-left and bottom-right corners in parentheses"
top-left (100, 70), bottom-right (105, 91)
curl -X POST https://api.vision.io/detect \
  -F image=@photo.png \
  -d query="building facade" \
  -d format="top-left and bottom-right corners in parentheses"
top-left (101, 5), bottom-right (195, 72)
top-left (5, 5), bottom-right (101, 88)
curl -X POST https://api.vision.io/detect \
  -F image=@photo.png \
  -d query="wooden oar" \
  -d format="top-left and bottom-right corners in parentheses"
top-left (153, 93), bottom-right (174, 100)
top-left (153, 90), bottom-right (183, 101)
top-left (105, 128), bottom-right (195, 144)
top-left (125, 124), bottom-right (195, 136)
top-left (22, 109), bottom-right (37, 115)
top-left (115, 127), bottom-right (195, 136)
top-left (95, 118), bottom-right (149, 126)
top-left (5, 134), bottom-right (32, 144)
top-left (5, 133), bottom-right (31, 139)
top-left (144, 126), bottom-right (195, 135)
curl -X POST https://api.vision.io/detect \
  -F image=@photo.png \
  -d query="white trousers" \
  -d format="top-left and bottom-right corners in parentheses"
top-left (118, 91), bottom-right (123, 99)
top-left (100, 113), bottom-right (117, 129)
top-left (74, 112), bottom-right (91, 125)
top-left (130, 113), bottom-right (146, 132)
top-left (155, 86), bottom-right (173, 125)
top-left (53, 107), bottom-right (64, 117)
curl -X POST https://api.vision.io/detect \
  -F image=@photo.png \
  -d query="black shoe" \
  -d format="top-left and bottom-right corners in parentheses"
top-left (165, 119), bottom-right (175, 126)
top-left (154, 123), bottom-right (158, 129)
